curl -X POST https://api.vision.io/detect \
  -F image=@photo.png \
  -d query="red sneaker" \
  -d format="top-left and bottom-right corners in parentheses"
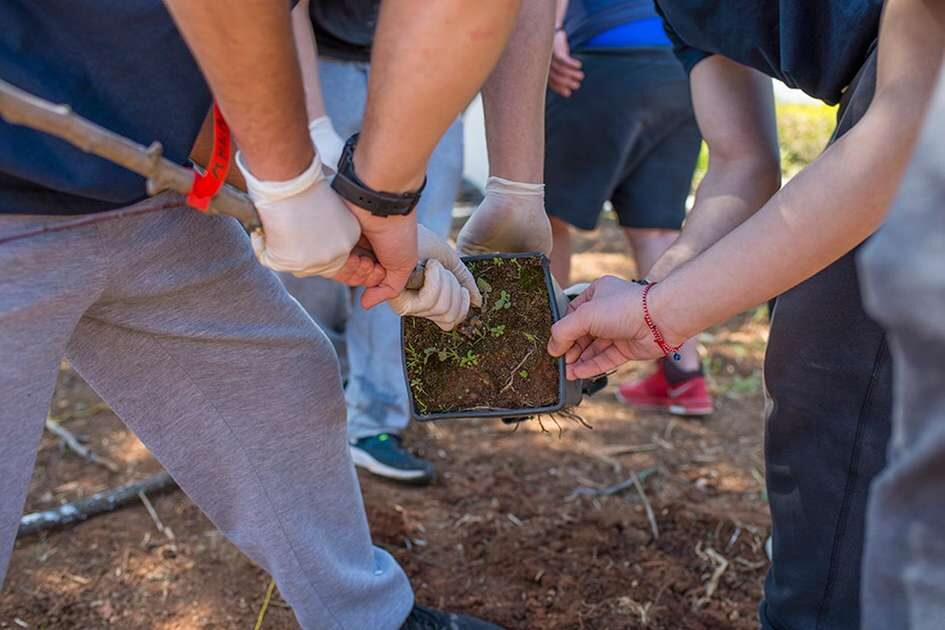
top-left (617, 361), bottom-right (714, 416)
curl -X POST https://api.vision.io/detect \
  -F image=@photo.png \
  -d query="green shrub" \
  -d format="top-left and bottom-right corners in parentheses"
top-left (776, 102), bottom-right (837, 178)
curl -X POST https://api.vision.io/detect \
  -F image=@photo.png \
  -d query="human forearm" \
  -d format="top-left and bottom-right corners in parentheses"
top-left (647, 157), bottom-right (780, 280)
top-left (163, 0), bottom-right (311, 181)
top-left (652, 0), bottom-right (944, 343)
top-left (648, 56), bottom-right (779, 281)
top-left (291, 0), bottom-right (328, 120)
top-left (554, 0), bottom-right (569, 29)
top-left (482, 0), bottom-right (555, 182)
top-left (355, 0), bottom-right (521, 192)
top-left (453, 0), bottom-right (554, 256)
top-left (653, 95), bottom-right (930, 344)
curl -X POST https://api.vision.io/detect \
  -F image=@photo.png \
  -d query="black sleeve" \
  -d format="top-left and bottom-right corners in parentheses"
top-left (654, 0), bottom-right (711, 74)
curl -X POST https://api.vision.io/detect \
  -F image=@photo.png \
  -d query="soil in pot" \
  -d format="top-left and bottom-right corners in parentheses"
top-left (403, 255), bottom-right (560, 416)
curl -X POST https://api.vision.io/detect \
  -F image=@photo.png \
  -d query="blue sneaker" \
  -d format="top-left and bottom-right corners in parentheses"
top-left (350, 433), bottom-right (435, 485)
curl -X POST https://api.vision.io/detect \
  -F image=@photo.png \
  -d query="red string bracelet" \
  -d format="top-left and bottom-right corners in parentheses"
top-left (186, 103), bottom-right (231, 212)
top-left (640, 282), bottom-right (682, 361)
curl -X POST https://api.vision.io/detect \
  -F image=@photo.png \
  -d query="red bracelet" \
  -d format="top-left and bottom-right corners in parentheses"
top-left (641, 282), bottom-right (682, 361)
top-left (186, 103), bottom-right (231, 212)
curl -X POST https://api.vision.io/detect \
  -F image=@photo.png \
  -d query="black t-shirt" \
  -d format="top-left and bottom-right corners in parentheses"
top-left (310, 0), bottom-right (379, 63)
top-left (654, 0), bottom-right (884, 104)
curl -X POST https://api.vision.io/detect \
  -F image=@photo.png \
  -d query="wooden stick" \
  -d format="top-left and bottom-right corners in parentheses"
top-left (138, 490), bottom-right (175, 542)
top-left (632, 469), bottom-right (660, 540)
top-left (567, 467), bottom-right (658, 500)
top-left (17, 472), bottom-right (177, 538)
top-left (45, 416), bottom-right (120, 474)
top-left (0, 78), bottom-right (259, 229)
top-left (0, 79), bottom-right (426, 290)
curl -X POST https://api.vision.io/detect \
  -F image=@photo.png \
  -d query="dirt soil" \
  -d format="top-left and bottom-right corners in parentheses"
top-left (404, 255), bottom-right (560, 416)
top-left (0, 216), bottom-right (771, 629)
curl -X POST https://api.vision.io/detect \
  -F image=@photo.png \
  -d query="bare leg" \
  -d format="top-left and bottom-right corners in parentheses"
top-left (625, 227), bottom-right (701, 372)
top-left (549, 217), bottom-right (573, 286)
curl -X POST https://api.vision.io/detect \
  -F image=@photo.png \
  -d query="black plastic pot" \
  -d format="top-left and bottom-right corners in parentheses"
top-left (402, 252), bottom-right (582, 422)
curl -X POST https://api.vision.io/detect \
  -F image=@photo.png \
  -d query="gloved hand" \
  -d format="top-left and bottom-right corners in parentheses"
top-left (387, 225), bottom-right (483, 330)
top-left (456, 176), bottom-right (553, 256)
top-left (309, 116), bottom-right (345, 171)
top-left (238, 150), bottom-right (379, 282)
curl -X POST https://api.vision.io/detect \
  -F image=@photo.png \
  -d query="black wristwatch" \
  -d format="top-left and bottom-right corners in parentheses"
top-left (331, 133), bottom-right (426, 217)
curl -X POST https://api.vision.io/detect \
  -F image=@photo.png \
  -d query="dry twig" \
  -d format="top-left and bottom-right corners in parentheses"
top-left (499, 348), bottom-right (535, 394)
top-left (45, 416), bottom-right (120, 473)
top-left (599, 443), bottom-right (658, 456)
top-left (632, 470), bottom-right (660, 540)
top-left (138, 490), bottom-right (175, 543)
top-left (567, 467), bottom-right (658, 501)
top-left (695, 544), bottom-right (730, 608)
top-left (254, 579), bottom-right (277, 630)
top-left (18, 472), bottom-right (176, 538)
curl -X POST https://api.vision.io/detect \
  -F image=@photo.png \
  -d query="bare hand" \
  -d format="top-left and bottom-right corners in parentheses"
top-left (330, 237), bottom-right (388, 287)
top-left (548, 30), bottom-right (584, 97)
top-left (547, 276), bottom-right (662, 379)
top-left (346, 207), bottom-right (419, 309)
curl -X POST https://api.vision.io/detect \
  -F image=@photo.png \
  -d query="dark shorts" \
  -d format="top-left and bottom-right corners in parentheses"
top-left (544, 48), bottom-right (700, 231)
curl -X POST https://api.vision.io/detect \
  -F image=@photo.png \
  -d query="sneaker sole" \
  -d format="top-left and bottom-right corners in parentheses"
top-left (350, 447), bottom-right (435, 485)
top-left (616, 390), bottom-right (714, 417)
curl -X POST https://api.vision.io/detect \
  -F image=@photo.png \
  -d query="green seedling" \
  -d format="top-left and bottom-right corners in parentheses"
top-left (518, 369), bottom-right (529, 379)
top-left (489, 324), bottom-right (506, 338)
top-left (476, 277), bottom-right (493, 295)
top-left (457, 350), bottom-right (480, 368)
top-left (492, 290), bottom-right (512, 312)
top-left (510, 257), bottom-right (524, 278)
top-left (405, 344), bottom-right (423, 372)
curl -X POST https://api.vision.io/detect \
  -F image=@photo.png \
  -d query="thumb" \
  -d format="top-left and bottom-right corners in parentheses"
top-left (446, 259), bottom-right (481, 308)
top-left (361, 268), bottom-right (409, 309)
top-left (547, 304), bottom-right (593, 357)
top-left (418, 226), bottom-right (483, 307)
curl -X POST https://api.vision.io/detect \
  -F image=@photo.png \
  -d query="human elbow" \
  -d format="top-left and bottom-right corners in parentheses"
top-left (708, 142), bottom-right (781, 196)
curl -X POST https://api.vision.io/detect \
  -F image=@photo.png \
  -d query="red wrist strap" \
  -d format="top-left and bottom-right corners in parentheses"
top-left (187, 103), bottom-right (231, 212)
top-left (641, 282), bottom-right (682, 361)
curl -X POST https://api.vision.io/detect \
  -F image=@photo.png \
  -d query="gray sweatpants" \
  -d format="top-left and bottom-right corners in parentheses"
top-left (0, 195), bottom-right (413, 629)
top-left (858, 64), bottom-right (945, 628)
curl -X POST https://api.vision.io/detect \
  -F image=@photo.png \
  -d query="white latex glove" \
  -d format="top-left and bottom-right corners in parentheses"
top-left (387, 225), bottom-right (483, 331)
top-left (309, 116), bottom-right (345, 171)
top-left (456, 176), bottom-right (553, 256)
top-left (238, 150), bottom-right (361, 278)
